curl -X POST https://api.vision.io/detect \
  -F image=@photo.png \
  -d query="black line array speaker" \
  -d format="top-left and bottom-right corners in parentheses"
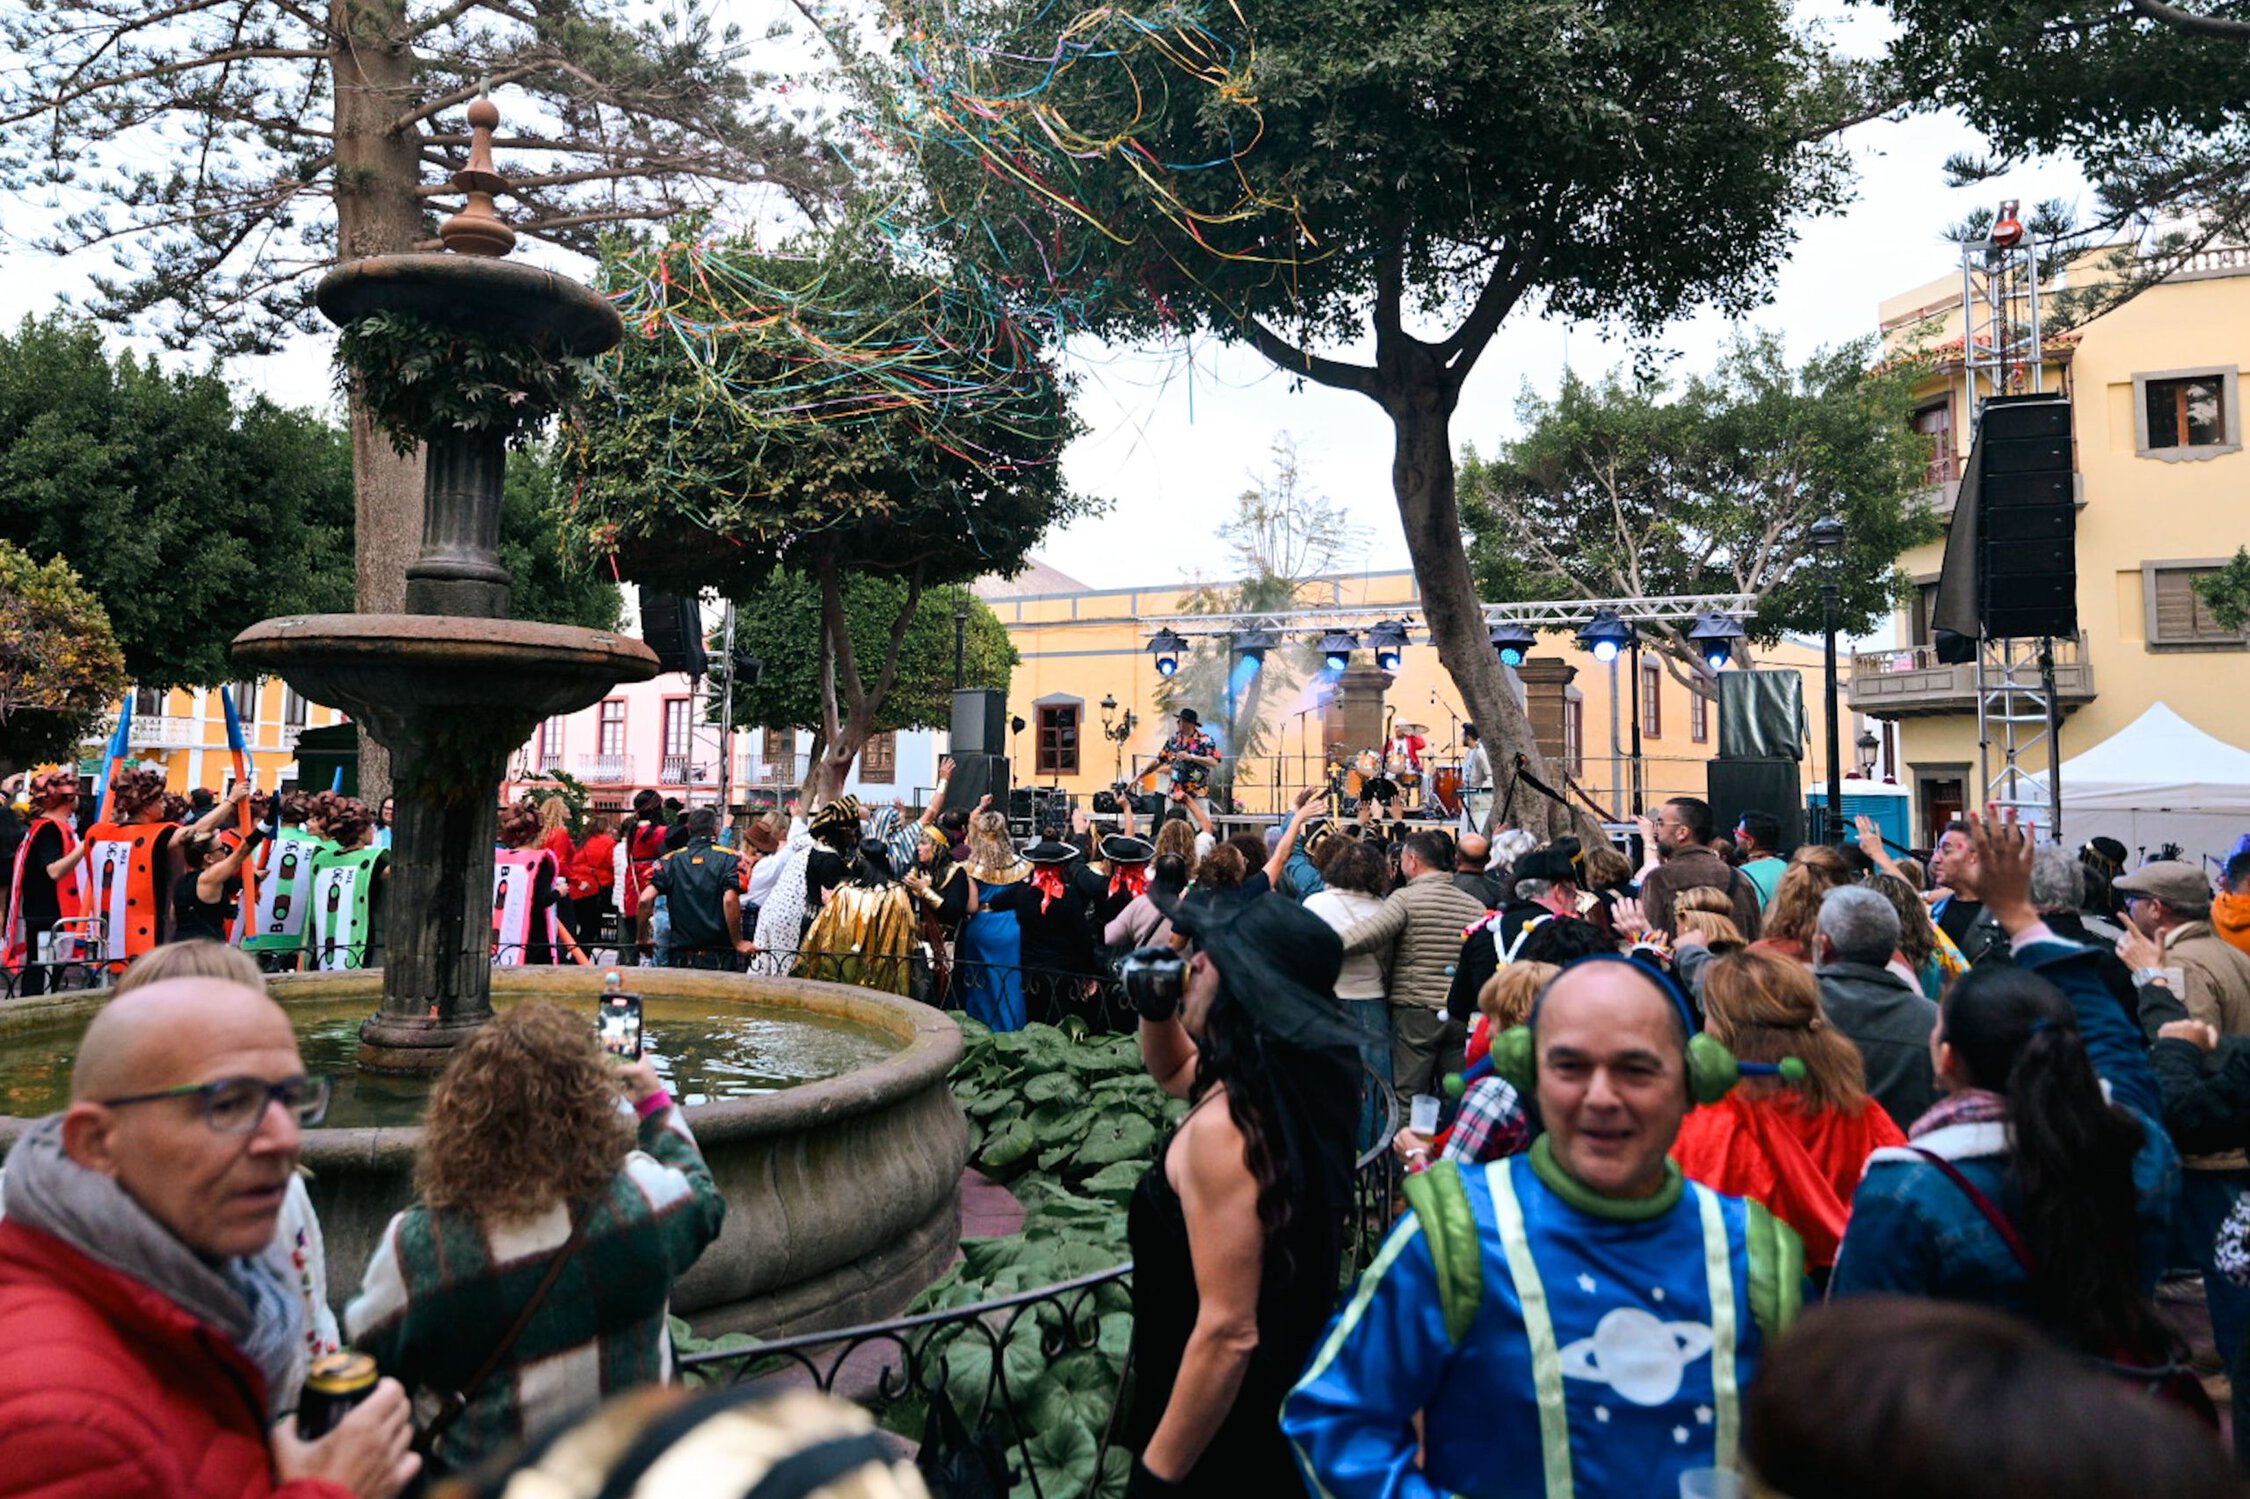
top-left (1975, 394), bottom-right (2077, 640)
top-left (1706, 757), bottom-right (1805, 857)
top-left (951, 689), bottom-right (1009, 755)
top-left (947, 752), bottom-right (1009, 811)
top-left (637, 589), bottom-right (709, 677)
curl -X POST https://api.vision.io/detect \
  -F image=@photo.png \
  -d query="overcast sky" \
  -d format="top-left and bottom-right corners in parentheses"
top-left (0, 1), bottom-right (2093, 591)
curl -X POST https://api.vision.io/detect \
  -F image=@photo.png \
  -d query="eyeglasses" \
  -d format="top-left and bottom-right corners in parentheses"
top-left (99, 1074), bottom-right (332, 1133)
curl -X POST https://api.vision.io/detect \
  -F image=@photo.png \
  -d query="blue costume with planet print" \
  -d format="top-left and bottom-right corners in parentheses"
top-left (1284, 1140), bottom-right (1800, 1499)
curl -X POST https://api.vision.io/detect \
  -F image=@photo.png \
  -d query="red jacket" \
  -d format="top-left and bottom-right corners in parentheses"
top-left (0, 1218), bottom-right (351, 1499)
top-left (568, 830), bottom-right (617, 903)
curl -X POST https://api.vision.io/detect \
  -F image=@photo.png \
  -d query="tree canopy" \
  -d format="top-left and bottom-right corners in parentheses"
top-left (570, 232), bottom-right (1091, 797)
top-left (838, 0), bottom-right (1860, 832)
top-left (713, 576), bottom-right (1015, 740)
top-left (1460, 334), bottom-right (1941, 682)
top-left (0, 316), bottom-right (616, 687)
top-left (1880, 0), bottom-right (2250, 319)
top-left (0, 543), bottom-right (128, 771)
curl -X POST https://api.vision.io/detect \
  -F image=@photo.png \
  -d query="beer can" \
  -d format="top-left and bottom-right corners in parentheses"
top-left (296, 1349), bottom-right (379, 1440)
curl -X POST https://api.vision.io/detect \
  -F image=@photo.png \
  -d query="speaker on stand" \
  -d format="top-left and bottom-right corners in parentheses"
top-left (637, 589), bottom-right (709, 677)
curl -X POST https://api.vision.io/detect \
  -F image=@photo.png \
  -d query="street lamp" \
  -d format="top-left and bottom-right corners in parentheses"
top-left (1100, 693), bottom-right (1138, 784)
top-left (1856, 727), bottom-right (1880, 779)
top-left (1489, 621), bottom-right (1537, 669)
top-left (1811, 513), bottom-right (1848, 842)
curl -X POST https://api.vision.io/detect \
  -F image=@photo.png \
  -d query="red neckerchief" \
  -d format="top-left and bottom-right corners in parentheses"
top-left (1031, 865), bottom-right (1069, 913)
top-left (1109, 862), bottom-right (1149, 900)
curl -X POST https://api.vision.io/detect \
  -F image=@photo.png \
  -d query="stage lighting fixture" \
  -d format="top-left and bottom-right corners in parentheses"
top-left (1367, 619), bottom-right (1411, 672)
top-left (1233, 627), bottom-right (1276, 666)
top-left (1316, 629), bottom-right (1359, 672)
top-left (1147, 627), bottom-right (1187, 679)
top-left (1687, 611), bottom-right (1747, 671)
top-left (1489, 621), bottom-right (1537, 669)
top-left (1576, 610), bottom-right (1632, 665)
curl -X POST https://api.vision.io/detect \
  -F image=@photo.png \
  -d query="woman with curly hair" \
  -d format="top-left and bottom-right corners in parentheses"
top-left (958, 803), bottom-right (1031, 1031)
top-left (84, 768), bottom-right (239, 965)
top-left (1751, 843), bottom-right (1855, 963)
top-left (494, 799), bottom-right (577, 965)
top-left (346, 1002), bottom-right (725, 1476)
top-left (1672, 947), bottom-right (1905, 1272)
top-left (308, 796), bottom-right (388, 969)
top-left (4, 767), bottom-right (89, 991)
top-left (1672, 883), bottom-right (1750, 952)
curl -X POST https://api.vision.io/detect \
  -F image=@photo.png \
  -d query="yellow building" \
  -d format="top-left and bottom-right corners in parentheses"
top-left (1856, 242), bottom-right (2250, 850)
top-left (72, 679), bottom-right (349, 793)
top-left (978, 563), bottom-right (1840, 822)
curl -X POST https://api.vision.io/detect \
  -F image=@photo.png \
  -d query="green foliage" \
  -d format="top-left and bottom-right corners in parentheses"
top-left (501, 445), bottom-right (623, 632)
top-left (712, 575), bottom-right (1015, 734)
top-left (0, 542), bottom-right (128, 768)
top-left (2194, 547), bottom-right (2250, 634)
top-left (516, 767), bottom-right (595, 836)
top-left (1460, 334), bottom-right (1941, 674)
top-left (336, 312), bottom-right (598, 455)
top-left (0, 315), bottom-right (353, 688)
top-left (568, 235), bottom-right (1091, 599)
top-left (1881, 0), bottom-right (2250, 324)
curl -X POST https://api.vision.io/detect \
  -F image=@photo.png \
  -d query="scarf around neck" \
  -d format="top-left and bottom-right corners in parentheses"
top-left (1910, 1087), bottom-right (2009, 1139)
top-left (3, 1114), bottom-right (302, 1414)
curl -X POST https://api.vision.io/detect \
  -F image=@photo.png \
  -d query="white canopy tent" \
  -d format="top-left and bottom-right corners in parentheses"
top-left (2027, 703), bottom-right (2250, 867)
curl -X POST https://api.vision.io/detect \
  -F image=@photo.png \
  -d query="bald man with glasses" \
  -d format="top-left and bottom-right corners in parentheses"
top-left (0, 978), bottom-right (417, 1499)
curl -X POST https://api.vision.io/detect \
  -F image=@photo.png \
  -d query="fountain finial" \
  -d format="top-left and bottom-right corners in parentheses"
top-left (439, 91), bottom-right (518, 258)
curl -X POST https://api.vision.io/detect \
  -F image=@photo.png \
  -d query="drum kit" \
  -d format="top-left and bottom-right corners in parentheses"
top-left (1329, 723), bottom-right (1468, 819)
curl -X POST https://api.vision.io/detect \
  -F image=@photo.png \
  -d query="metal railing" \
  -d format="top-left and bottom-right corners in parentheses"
top-left (676, 1077), bottom-right (1401, 1499)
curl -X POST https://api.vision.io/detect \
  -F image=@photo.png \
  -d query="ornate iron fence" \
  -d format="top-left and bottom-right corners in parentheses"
top-left (675, 1084), bottom-right (1401, 1499)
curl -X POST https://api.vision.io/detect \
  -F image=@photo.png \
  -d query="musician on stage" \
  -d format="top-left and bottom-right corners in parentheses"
top-left (1157, 708), bottom-right (1222, 816)
top-left (1383, 721), bottom-right (1428, 773)
top-left (1459, 723), bottom-right (1492, 834)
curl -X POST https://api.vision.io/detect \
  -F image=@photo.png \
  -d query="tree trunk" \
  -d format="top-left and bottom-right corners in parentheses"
top-left (1381, 369), bottom-right (1585, 841)
top-left (331, 0), bottom-right (431, 807)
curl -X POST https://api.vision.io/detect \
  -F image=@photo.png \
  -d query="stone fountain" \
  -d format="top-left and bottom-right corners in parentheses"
top-left (232, 98), bottom-right (661, 1072)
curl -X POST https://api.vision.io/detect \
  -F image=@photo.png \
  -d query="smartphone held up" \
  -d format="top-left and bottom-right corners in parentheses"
top-left (598, 970), bottom-right (643, 1061)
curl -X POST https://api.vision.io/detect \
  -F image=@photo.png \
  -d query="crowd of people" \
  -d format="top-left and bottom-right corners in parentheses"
top-left (13, 739), bottom-right (2250, 1497)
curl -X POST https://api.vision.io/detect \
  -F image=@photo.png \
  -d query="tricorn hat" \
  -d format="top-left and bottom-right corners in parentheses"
top-left (1021, 838), bottom-right (1081, 866)
top-left (1100, 833), bottom-right (1155, 864)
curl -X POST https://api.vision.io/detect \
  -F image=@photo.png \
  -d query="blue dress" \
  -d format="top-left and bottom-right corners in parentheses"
top-left (960, 860), bottom-right (1028, 1032)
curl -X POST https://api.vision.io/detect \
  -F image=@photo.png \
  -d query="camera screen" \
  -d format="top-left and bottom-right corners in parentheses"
top-left (598, 999), bottom-right (641, 1059)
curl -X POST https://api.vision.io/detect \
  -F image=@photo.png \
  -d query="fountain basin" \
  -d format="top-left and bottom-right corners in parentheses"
top-left (0, 968), bottom-right (971, 1338)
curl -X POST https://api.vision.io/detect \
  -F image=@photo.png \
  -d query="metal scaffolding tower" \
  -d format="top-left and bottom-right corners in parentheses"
top-left (1962, 205), bottom-right (2066, 832)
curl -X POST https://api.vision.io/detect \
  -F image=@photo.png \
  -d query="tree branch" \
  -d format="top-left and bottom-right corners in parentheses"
top-left (2128, 0), bottom-right (2250, 40)
top-left (1436, 224), bottom-right (1549, 378)
top-left (383, 59), bottom-right (551, 137)
top-left (1231, 313), bottom-right (1378, 397)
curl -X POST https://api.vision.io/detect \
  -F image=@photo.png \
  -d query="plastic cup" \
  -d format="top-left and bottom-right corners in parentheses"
top-left (1410, 1093), bottom-right (1441, 1134)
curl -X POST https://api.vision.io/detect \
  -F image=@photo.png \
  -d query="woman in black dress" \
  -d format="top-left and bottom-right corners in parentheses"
top-left (1124, 889), bottom-right (1361, 1494)
top-left (170, 824), bottom-right (264, 944)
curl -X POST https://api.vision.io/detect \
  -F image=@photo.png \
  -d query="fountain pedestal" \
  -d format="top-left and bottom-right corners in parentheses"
top-left (232, 148), bottom-right (654, 1070)
top-left (233, 614), bottom-right (656, 1070)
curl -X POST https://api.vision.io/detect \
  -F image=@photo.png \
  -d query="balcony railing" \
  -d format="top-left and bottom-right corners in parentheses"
top-left (659, 753), bottom-right (694, 784)
top-left (1847, 633), bottom-right (2097, 719)
top-left (744, 752), bottom-right (805, 786)
top-left (538, 751), bottom-right (563, 773)
top-left (126, 714), bottom-right (202, 750)
top-left (578, 752), bottom-right (635, 784)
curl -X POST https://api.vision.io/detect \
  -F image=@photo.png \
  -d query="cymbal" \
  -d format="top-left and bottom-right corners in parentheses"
top-left (1392, 722), bottom-right (1428, 735)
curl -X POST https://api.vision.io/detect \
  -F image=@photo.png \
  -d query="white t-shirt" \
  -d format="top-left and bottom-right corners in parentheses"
top-left (1305, 888), bottom-right (1389, 1000)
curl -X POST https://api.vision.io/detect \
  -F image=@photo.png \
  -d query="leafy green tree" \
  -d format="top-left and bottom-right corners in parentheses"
top-left (1882, 0), bottom-right (2250, 321)
top-left (0, 0), bottom-right (840, 629)
top-left (2194, 547), bottom-right (2250, 634)
top-left (854, 0), bottom-right (1857, 833)
top-left (570, 236), bottom-right (1091, 801)
top-left (0, 315), bottom-right (355, 688)
top-left (1461, 334), bottom-right (1940, 685)
top-left (0, 543), bottom-right (129, 772)
top-left (0, 317), bottom-right (615, 689)
top-left (501, 445), bottom-right (622, 633)
top-left (711, 576), bottom-right (1015, 769)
